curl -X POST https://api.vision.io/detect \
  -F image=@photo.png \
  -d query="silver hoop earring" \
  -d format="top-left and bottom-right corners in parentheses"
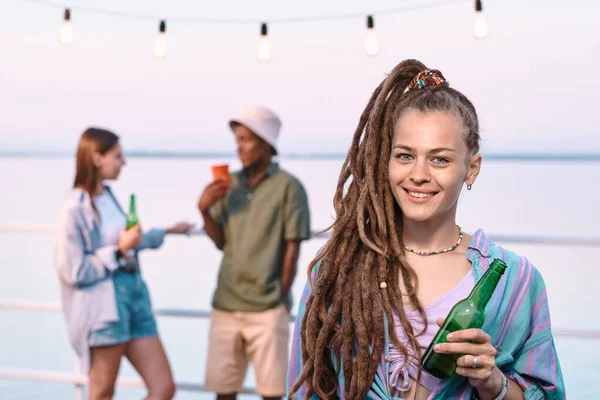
top-left (467, 183), bottom-right (472, 191)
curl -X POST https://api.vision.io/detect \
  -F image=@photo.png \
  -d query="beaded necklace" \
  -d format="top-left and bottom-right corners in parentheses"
top-left (403, 225), bottom-right (463, 256)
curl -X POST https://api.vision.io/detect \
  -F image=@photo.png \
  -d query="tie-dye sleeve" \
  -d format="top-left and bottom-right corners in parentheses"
top-left (504, 267), bottom-right (566, 399)
top-left (286, 261), bottom-right (321, 399)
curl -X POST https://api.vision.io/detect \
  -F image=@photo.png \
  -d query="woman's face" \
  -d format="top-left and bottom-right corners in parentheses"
top-left (95, 142), bottom-right (126, 181)
top-left (388, 109), bottom-right (481, 224)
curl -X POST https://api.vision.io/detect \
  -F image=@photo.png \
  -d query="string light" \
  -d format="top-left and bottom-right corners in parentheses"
top-left (153, 20), bottom-right (167, 59)
top-left (34, 1), bottom-right (484, 59)
top-left (59, 8), bottom-right (73, 46)
top-left (257, 23), bottom-right (270, 63)
top-left (473, 0), bottom-right (488, 39)
top-left (365, 15), bottom-right (379, 56)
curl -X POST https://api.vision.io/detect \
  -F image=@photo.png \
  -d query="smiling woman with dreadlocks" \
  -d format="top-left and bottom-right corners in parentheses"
top-left (286, 60), bottom-right (565, 400)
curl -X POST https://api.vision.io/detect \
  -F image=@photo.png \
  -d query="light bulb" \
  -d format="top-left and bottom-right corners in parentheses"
top-left (473, 12), bottom-right (488, 39)
top-left (257, 23), bottom-right (270, 63)
top-left (365, 15), bottom-right (379, 56)
top-left (59, 9), bottom-right (73, 46)
top-left (365, 29), bottom-right (379, 56)
top-left (473, 0), bottom-right (488, 39)
top-left (153, 20), bottom-right (167, 59)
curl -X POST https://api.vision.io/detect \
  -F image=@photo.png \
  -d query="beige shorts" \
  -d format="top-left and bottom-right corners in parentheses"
top-left (204, 304), bottom-right (290, 396)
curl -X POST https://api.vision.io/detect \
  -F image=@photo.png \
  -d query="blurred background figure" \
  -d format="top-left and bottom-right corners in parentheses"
top-left (54, 128), bottom-right (192, 400)
top-left (198, 106), bottom-right (311, 400)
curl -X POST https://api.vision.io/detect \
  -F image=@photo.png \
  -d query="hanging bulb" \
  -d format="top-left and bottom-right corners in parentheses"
top-left (153, 20), bottom-right (167, 59)
top-left (473, 0), bottom-right (488, 39)
top-left (365, 15), bottom-right (379, 56)
top-left (59, 8), bottom-right (74, 46)
top-left (257, 23), bottom-right (270, 63)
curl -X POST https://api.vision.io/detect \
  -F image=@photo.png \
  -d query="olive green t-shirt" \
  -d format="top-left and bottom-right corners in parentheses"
top-left (209, 163), bottom-right (311, 312)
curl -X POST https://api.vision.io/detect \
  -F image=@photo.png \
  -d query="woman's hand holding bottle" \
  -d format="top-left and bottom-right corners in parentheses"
top-left (117, 224), bottom-right (142, 255)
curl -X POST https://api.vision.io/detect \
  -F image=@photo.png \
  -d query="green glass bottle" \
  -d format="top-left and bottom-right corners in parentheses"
top-left (422, 258), bottom-right (507, 379)
top-left (126, 194), bottom-right (139, 230)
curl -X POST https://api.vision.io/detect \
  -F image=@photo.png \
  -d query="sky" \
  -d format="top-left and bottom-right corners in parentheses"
top-left (0, 0), bottom-right (599, 155)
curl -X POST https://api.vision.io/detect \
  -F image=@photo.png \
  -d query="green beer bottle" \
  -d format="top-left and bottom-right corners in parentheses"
top-left (422, 258), bottom-right (507, 379)
top-left (126, 194), bottom-right (139, 230)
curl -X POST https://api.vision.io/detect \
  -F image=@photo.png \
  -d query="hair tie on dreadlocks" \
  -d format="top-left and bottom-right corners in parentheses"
top-left (379, 282), bottom-right (388, 289)
top-left (404, 68), bottom-right (447, 93)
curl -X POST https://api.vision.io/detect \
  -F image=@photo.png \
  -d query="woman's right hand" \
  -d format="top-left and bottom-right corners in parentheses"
top-left (198, 179), bottom-right (230, 213)
top-left (117, 225), bottom-right (142, 253)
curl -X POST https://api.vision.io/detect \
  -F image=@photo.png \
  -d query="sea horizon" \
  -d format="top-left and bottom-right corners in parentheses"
top-left (2, 150), bottom-right (600, 162)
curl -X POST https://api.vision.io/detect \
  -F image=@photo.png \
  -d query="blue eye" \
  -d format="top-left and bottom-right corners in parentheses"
top-left (396, 153), bottom-right (412, 161)
top-left (433, 157), bottom-right (449, 164)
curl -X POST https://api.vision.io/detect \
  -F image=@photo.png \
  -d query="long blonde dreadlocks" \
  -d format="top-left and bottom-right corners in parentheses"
top-left (289, 59), bottom-right (481, 399)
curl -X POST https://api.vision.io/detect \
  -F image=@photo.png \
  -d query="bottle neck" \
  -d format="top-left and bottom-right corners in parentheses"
top-left (468, 262), bottom-right (506, 308)
top-left (129, 195), bottom-right (136, 214)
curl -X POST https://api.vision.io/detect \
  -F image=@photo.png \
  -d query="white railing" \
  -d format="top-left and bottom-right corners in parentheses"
top-left (2, 224), bottom-right (600, 398)
top-left (0, 299), bottom-right (275, 397)
top-left (0, 367), bottom-right (257, 397)
top-left (2, 299), bottom-right (600, 340)
top-left (2, 224), bottom-right (600, 247)
top-left (0, 224), bottom-right (56, 233)
top-left (2, 299), bottom-right (600, 398)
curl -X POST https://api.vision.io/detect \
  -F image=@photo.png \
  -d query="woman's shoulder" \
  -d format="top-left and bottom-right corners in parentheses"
top-left (473, 229), bottom-right (546, 289)
top-left (58, 188), bottom-right (94, 225)
top-left (61, 188), bottom-right (88, 210)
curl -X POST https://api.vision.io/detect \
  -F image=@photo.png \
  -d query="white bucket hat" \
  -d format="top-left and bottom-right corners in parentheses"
top-left (229, 106), bottom-right (282, 154)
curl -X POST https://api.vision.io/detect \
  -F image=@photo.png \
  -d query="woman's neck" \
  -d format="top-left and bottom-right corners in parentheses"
top-left (95, 180), bottom-right (105, 196)
top-left (401, 216), bottom-right (460, 253)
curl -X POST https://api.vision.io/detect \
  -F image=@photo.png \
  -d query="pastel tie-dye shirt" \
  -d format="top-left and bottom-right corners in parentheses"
top-left (287, 229), bottom-right (566, 399)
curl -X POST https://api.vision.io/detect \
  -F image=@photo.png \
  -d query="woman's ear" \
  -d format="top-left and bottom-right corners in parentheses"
top-left (466, 153), bottom-right (482, 186)
top-left (92, 152), bottom-right (102, 168)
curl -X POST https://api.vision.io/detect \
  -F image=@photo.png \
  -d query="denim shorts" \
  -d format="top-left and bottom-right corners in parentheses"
top-left (88, 270), bottom-right (158, 347)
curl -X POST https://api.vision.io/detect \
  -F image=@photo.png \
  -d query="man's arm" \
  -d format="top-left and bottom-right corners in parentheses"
top-left (201, 209), bottom-right (225, 250)
top-left (198, 180), bottom-right (229, 250)
top-left (281, 179), bottom-right (310, 303)
top-left (281, 240), bottom-right (301, 300)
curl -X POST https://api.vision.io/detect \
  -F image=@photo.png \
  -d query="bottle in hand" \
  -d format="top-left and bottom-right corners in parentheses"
top-left (421, 258), bottom-right (508, 379)
top-left (126, 194), bottom-right (139, 230)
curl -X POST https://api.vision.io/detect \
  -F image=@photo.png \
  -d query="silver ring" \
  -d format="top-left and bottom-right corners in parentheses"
top-left (472, 356), bottom-right (478, 369)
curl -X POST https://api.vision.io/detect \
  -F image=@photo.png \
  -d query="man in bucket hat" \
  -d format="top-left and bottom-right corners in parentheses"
top-left (198, 106), bottom-right (311, 400)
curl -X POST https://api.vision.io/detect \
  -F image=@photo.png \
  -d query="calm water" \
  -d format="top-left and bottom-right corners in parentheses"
top-left (0, 156), bottom-right (598, 399)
